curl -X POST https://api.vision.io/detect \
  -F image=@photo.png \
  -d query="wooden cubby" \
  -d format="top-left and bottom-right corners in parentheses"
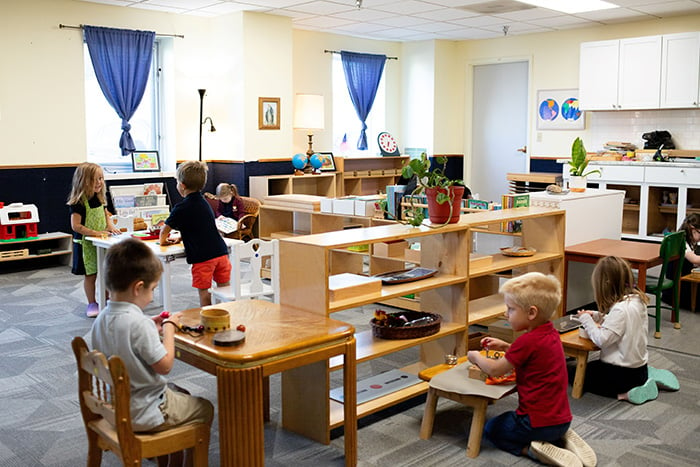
top-left (335, 156), bottom-right (409, 196)
top-left (249, 173), bottom-right (337, 200)
top-left (0, 232), bottom-right (72, 267)
top-left (276, 206), bottom-right (565, 434)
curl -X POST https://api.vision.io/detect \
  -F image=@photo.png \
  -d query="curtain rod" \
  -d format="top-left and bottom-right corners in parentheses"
top-left (59, 23), bottom-right (184, 39)
top-left (324, 49), bottom-right (398, 60)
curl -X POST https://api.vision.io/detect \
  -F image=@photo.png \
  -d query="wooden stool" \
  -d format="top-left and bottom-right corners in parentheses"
top-left (681, 273), bottom-right (700, 312)
top-left (418, 359), bottom-right (515, 458)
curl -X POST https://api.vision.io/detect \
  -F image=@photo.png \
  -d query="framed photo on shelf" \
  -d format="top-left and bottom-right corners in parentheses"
top-left (131, 150), bottom-right (161, 172)
top-left (316, 152), bottom-right (336, 171)
top-left (258, 97), bottom-right (280, 130)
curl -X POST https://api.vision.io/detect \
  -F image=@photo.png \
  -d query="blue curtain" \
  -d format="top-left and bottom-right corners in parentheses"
top-left (84, 25), bottom-right (155, 156)
top-left (340, 51), bottom-right (387, 150)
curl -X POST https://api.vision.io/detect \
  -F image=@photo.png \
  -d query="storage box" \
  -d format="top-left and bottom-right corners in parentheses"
top-left (374, 240), bottom-right (407, 257)
top-left (332, 197), bottom-right (357, 215)
top-left (328, 273), bottom-right (381, 302)
top-left (320, 198), bottom-right (334, 213)
top-left (354, 195), bottom-right (384, 217)
top-left (468, 364), bottom-right (488, 381)
top-left (487, 318), bottom-right (525, 343)
top-left (404, 247), bottom-right (421, 263)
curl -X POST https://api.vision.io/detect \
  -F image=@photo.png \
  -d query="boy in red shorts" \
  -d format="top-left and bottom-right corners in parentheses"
top-left (160, 161), bottom-right (231, 306)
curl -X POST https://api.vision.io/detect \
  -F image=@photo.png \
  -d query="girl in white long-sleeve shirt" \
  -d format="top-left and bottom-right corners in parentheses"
top-left (576, 256), bottom-right (655, 404)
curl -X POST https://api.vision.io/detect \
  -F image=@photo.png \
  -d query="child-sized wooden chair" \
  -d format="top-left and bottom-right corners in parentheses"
top-left (211, 238), bottom-right (280, 304)
top-left (645, 230), bottom-right (685, 338)
top-left (71, 337), bottom-right (210, 466)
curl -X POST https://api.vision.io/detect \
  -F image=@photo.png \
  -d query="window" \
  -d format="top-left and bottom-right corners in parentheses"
top-left (84, 41), bottom-right (161, 172)
top-left (332, 55), bottom-right (386, 157)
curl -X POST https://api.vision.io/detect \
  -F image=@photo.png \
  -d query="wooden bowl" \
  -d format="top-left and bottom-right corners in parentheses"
top-left (200, 308), bottom-right (231, 332)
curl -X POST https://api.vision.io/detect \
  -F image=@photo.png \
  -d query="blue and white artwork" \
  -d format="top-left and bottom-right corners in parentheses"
top-left (536, 89), bottom-right (584, 130)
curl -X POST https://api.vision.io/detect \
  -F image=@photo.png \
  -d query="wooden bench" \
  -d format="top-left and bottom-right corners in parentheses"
top-left (418, 358), bottom-right (515, 458)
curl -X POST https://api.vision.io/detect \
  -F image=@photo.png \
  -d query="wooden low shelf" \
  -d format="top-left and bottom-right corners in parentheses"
top-left (0, 232), bottom-right (72, 267)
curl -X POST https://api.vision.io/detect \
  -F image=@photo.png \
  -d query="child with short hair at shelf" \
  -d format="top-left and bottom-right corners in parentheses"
top-left (67, 162), bottom-right (121, 318)
top-left (160, 161), bottom-right (231, 306)
top-left (577, 256), bottom-right (679, 403)
top-left (468, 272), bottom-right (596, 467)
top-left (90, 238), bottom-right (213, 465)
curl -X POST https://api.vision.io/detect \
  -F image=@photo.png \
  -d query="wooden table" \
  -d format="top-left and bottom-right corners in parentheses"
top-left (173, 300), bottom-right (357, 467)
top-left (560, 329), bottom-right (599, 399)
top-left (88, 234), bottom-right (241, 311)
top-left (680, 272), bottom-right (700, 312)
top-left (564, 238), bottom-right (662, 310)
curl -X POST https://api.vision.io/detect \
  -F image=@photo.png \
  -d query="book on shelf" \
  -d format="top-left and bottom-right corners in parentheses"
top-left (467, 199), bottom-right (493, 210)
top-left (501, 193), bottom-right (530, 232)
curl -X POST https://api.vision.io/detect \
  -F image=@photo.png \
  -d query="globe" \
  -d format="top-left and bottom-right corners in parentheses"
top-left (292, 153), bottom-right (307, 171)
top-left (309, 153), bottom-right (324, 170)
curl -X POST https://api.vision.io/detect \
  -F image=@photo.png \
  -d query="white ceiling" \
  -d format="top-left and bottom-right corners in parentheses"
top-left (77, 0), bottom-right (700, 41)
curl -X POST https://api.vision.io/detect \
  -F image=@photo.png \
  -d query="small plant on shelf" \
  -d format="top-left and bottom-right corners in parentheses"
top-left (567, 138), bottom-right (601, 192)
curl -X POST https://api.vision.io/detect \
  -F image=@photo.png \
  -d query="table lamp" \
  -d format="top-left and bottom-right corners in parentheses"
top-left (293, 94), bottom-right (324, 157)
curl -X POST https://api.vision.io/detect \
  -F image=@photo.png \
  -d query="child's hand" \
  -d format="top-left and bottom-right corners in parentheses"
top-left (480, 337), bottom-right (508, 351)
top-left (467, 350), bottom-right (479, 364)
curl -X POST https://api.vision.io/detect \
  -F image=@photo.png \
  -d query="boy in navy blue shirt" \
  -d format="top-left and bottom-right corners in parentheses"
top-left (160, 161), bottom-right (231, 306)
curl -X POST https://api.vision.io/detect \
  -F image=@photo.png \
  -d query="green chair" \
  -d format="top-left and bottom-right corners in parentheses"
top-left (645, 230), bottom-right (685, 339)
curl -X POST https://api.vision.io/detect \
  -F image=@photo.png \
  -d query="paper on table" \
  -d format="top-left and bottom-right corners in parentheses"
top-left (215, 216), bottom-right (238, 234)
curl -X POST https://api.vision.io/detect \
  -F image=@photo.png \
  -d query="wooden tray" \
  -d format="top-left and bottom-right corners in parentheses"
top-left (500, 246), bottom-right (536, 257)
top-left (373, 267), bottom-right (438, 284)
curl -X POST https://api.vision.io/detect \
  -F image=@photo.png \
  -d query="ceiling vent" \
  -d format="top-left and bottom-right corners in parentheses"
top-left (459, 1), bottom-right (536, 15)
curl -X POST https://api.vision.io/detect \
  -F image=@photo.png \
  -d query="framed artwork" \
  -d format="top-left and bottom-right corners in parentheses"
top-left (258, 97), bottom-right (280, 130)
top-left (316, 152), bottom-right (336, 171)
top-left (131, 150), bottom-right (161, 172)
top-left (536, 89), bottom-right (584, 130)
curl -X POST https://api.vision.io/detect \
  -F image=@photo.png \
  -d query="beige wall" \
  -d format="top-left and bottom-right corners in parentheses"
top-left (2, 0), bottom-right (699, 169)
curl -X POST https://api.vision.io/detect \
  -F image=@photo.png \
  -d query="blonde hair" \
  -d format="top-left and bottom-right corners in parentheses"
top-left (216, 183), bottom-right (239, 199)
top-left (591, 256), bottom-right (649, 314)
top-left (176, 161), bottom-right (207, 192)
top-left (66, 162), bottom-right (107, 206)
top-left (499, 272), bottom-right (561, 320)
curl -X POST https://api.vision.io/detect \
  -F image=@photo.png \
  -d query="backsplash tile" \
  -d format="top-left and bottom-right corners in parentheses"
top-left (587, 108), bottom-right (700, 151)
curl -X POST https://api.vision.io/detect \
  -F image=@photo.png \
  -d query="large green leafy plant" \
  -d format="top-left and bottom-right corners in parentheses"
top-left (380, 152), bottom-right (463, 227)
top-left (568, 137), bottom-right (601, 177)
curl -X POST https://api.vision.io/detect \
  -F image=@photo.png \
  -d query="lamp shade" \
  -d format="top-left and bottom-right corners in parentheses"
top-left (293, 94), bottom-right (324, 130)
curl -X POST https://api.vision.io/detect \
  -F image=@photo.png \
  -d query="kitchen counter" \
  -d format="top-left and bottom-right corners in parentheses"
top-left (556, 159), bottom-right (700, 167)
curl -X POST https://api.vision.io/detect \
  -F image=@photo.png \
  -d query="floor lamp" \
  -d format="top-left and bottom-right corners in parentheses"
top-left (198, 89), bottom-right (216, 161)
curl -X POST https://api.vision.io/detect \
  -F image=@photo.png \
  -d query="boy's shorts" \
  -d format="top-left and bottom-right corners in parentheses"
top-left (149, 387), bottom-right (214, 432)
top-left (191, 254), bottom-right (231, 290)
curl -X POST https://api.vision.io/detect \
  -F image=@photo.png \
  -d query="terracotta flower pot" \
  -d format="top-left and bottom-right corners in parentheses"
top-left (426, 186), bottom-right (465, 224)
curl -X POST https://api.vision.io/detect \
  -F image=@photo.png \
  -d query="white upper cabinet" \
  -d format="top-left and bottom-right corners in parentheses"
top-left (580, 40), bottom-right (619, 110)
top-left (618, 35), bottom-right (662, 109)
top-left (661, 32), bottom-right (700, 108)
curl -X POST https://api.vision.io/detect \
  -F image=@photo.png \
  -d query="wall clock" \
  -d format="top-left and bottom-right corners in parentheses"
top-left (377, 131), bottom-right (400, 156)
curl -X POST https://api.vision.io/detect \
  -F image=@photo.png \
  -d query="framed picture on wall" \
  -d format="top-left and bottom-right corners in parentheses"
top-left (131, 151), bottom-right (161, 172)
top-left (536, 89), bottom-right (584, 130)
top-left (258, 97), bottom-right (280, 130)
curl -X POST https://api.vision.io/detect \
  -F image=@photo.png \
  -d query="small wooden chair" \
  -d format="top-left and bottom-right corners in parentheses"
top-left (71, 337), bottom-right (210, 466)
top-left (645, 230), bottom-right (685, 338)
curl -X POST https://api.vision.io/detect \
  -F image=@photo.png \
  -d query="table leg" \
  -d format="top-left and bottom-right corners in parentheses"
top-left (691, 282), bottom-right (697, 312)
top-left (160, 259), bottom-right (173, 311)
top-left (466, 398), bottom-right (489, 458)
top-left (96, 246), bottom-right (107, 310)
top-left (636, 263), bottom-right (647, 291)
top-left (570, 350), bottom-right (588, 399)
top-left (216, 365), bottom-right (265, 467)
top-left (343, 338), bottom-right (357, 467)
top-left (563, 258), bottom-right (570, 313)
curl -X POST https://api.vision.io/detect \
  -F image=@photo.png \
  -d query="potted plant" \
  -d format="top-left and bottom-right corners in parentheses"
top-left (397, 152), bottom-right (465, 226)
top-left (567, 137), bottom-right (600, 192)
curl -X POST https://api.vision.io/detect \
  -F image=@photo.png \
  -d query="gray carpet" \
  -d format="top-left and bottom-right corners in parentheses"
top-left (0, 261), bottom-right (699, 466)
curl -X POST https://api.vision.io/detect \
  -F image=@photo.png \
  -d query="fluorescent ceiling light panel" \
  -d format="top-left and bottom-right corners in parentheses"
top-left (516, 0), bottom-right (619, 14)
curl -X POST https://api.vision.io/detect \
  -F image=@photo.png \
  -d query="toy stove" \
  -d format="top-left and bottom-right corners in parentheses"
top-left (0, 202), bottom-right (40, 241)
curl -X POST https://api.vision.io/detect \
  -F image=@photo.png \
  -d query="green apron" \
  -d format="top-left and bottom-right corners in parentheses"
top-left (76, 197), bottom-right (107, 275)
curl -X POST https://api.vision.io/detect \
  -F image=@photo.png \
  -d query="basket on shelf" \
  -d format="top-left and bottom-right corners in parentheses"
top-left (371, 310), bottom-right (441, 339)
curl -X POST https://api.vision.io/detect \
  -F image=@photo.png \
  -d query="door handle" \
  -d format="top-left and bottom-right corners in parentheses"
top-left (517, 146), bottom-right (527, 153)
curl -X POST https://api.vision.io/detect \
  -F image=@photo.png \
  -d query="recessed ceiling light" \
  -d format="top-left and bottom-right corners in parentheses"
top-left (516, 0), bottom-right (619, 14)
